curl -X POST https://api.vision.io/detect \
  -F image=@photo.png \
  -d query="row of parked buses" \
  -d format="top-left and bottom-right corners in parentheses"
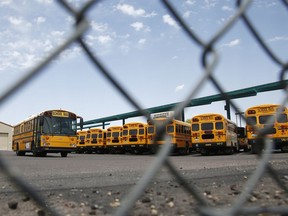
top-left (77, 114), bottom-right (193, 155)
top-left (76, 104), bottom-right (288, 155)
top-left (76, 113), bottom-right (247, 155)
top-left (12, 104), bottom-right (288, 157)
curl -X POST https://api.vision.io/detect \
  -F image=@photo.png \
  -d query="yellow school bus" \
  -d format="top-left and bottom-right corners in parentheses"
top-left (122, 122), bottom-right (148, 154)
top-left (13, 109), bottom-right (83, 157)
top-left (237, 126), bottom-right (250, 152)
top-left (245, 104), bottom-right (288, 153)
top-left (191, 113), bottom-right (238, 155)
top-left (147, 112), bottom-right (192, 155)
top-left (106, 126), bottom-right (123, 153)
top-left (76, 130), bottom-right (88, 153)
top-left (86, 128), bottom-right (107, 153)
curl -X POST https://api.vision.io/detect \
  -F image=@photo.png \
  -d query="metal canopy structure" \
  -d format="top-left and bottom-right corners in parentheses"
top-left (83, 80), bottom-right (287, 128)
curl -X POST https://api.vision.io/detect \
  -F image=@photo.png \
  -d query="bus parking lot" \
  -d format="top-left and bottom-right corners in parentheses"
top-left (0, 151), bottom-right (288, 216)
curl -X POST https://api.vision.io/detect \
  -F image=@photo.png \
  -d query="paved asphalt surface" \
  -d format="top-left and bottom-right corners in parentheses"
top-left (0, 151), bottom-right (287, 215)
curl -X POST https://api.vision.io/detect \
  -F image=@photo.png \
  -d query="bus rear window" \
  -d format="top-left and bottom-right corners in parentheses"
top-left (201, 123), bottom-right (213, 130)
top-left (148, 127), bottom-right (154, 134)
top-left (259, 115), bottom-right (275, 124)
top-left (277, 114), bottom-right (288, 123)
top-left (246, 117), bottom-right (257, 126)
top-left (112, 132), bottom-right (120, 138)
top-left (129, 129), bottom-right (137, 135)
top-left (192, 124), bottom-right (199, 131)
top-left (167, 126), bottom-right (174, 133)
top-left (122, 130), bottom-right (128, 136)
top-left (215, 122), bottom-right (223, 130)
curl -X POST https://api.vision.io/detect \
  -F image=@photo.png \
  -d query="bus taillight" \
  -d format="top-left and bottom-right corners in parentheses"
top-left (192, 133), bottom-right (199, 137)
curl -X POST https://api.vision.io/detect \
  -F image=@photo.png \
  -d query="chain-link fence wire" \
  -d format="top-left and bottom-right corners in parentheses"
top-left (0, 0), bottom-right (288, 215)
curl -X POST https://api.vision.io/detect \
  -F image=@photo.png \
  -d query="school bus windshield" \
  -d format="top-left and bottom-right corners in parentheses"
top-left (42, 116), bottom-right (77, 135)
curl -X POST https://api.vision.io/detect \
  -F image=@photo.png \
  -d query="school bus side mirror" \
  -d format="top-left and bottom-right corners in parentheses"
top-left (78, 116), bottom-right (83, 130)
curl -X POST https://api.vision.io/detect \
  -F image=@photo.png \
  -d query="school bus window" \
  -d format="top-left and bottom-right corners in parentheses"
top-left (139, 129), bottom-right (145, 135)
top-left (92, 134), bottom-right (97, 139)
top-left (192, 124), bottom-right (199, 131)
top-left (215, 122), bottom-right (224, 130)
top-left (185, 126), bottom-right (191, 134)
top-left (259, 115), bottom-right (275, 124)
top-left (98, 134), bottom-right (102, 138)
top-left (246, 116), bottom-right (257, 126)
top-left (86, 134), bottom-right (91, 139)
top-left (129, 129), bottom-right (137, 135)
top-left (148, 126), bottom-right (154, 133)
top-left (277, 114), bottom-right (288, 123)
top-left (107, 132), bottom-right (111, 137)
top-left (123, 130), bottom-right (128, 136)
top-left (167, 125), bottom-right (174, 133)
top-left (112, 132), bottom-right (119, 137)
top-left (201, 123), bottom-right (213, 130)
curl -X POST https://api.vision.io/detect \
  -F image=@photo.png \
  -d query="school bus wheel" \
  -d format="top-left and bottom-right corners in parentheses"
top-left (61, 152), bottom-right (68, 157)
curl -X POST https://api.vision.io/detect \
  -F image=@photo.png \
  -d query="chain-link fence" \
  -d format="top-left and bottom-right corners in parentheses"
top-left (1, 0), bottom-right (288, 215)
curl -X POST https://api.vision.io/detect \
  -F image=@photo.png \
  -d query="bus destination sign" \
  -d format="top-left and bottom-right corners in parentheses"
top-left (52, 111), bottom-right (69, 117)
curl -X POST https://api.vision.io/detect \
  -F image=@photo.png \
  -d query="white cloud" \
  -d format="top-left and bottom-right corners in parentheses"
top-left (19, 53), bottom-right (40, 69)
top-left (51, 31), bottom-right (65, 37)
top-left (175, 84), bottom-right (185, 92)
top-left (91, 21), bottom-right (108, 32)
top-left (185, 0), bottom-right (196, 5)
top-left (269, 36), bottom-right (288, 42)
top-left (163, 14), bottom-right (179, 29)
top-left (131, 22), bottom-right (144, 31)
top-left (7, 16), bottom-right (32, 31)
top-left (7, 16), bottom-right (24, 25)
top-left (34, 16), bottom-right (46, 24)
top-left (35, 0), bottom-right (53, 4)
top-left (116, 4), bottom-right (156, 17)
top-left (222, 5), bottom-right (233, 11)
top-left (203, 0), bottom-right (217, 9)
top-left (183, 11), bottom-right (192, 18)
top-left (138, 38), bottom-right (146, 45)
top-left (222, 39), bottom-right (240, 47)
top-left (97, 35), bottom-right (112, 44)
top-left (0, 0), bottom-right (12, 6)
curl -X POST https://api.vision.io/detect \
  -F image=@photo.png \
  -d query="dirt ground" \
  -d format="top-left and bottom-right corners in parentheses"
top-left (1, 169), bottom-right (288, 216)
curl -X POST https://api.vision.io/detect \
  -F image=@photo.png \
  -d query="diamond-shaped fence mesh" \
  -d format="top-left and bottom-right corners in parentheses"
top-left (0, 0), bottom-right (288, 215)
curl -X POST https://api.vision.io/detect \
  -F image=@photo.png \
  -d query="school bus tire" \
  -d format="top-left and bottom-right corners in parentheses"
top-left (200, 148), bottom-right (210, 156)
top-left (251, 143), bottom-right (262, 154)
top-left (32, 149), bottom-right (40, 157)
top-left (281, 146), bottom-right (288, 153)
top-left (60, 152), bottom-right (68, 157)
top-left (224, 147), bottom-right (234, 155)
top-left (40, 152), bottom-right (47, 157)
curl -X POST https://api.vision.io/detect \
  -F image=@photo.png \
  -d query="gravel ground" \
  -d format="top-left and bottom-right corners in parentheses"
top-left (1, 166), bottom-right (288, 216)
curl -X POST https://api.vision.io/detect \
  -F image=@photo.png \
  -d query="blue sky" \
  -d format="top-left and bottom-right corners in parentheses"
top-left (0, 0), bottom-right (287, 127)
